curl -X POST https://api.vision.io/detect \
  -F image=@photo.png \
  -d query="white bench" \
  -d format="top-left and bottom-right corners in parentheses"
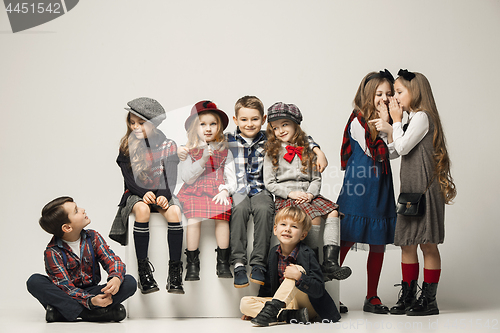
top-left (125, 213), bottom-right (339, 318)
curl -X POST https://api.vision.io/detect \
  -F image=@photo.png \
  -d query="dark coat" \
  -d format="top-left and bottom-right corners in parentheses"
top-left (258, 242), bottom-right (341, 322)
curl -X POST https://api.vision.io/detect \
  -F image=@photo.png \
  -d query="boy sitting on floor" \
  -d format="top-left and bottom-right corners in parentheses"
top-left (240, 206), bottom-right (341, 326)
top-left (27, 196), bottom-right (136, 322)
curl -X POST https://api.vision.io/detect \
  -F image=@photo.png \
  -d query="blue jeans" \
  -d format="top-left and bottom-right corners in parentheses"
top-left (27, 274), bottom-right (137, 321)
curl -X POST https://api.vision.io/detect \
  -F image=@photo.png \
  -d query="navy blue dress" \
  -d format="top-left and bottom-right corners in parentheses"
top-left (337, 127), bottom-right (397, 245)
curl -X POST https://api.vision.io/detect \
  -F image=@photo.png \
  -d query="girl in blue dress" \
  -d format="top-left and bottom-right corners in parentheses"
top-left (337, 70), bottom-right (398, 314)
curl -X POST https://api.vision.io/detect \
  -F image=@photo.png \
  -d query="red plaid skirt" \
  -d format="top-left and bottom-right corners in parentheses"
top-left (275, 195), bottom-right (339, 220)
top-left (177, 192), bottom-right (232, 221)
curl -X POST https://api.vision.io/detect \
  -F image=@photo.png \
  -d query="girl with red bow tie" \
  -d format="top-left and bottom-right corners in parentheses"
top-left (263, 102), bottom-right (351, 282)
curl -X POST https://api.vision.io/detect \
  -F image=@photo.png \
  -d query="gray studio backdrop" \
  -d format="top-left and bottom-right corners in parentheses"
top-left (1, 0), bottom-right (499, 315)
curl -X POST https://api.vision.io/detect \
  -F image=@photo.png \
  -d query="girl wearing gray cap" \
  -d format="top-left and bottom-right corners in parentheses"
top-left (110, 97), bottom-right (184, 295)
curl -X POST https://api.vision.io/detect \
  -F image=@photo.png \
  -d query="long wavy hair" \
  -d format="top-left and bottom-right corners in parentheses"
top-left (119, 112), bottom-right (161, 184)
top-left (353, 72), bottom-right (395, 141)
top-left (397, 73), bottom-right (457, 204)
top-left (185, 111), bottom-right (226, 152)
top-left (264, 121), bottom-right (316, 174)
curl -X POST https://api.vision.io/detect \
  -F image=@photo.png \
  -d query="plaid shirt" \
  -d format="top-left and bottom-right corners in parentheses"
top-left (44, 229), bottom-right (126, 309)
top-left (226, 129), bottom-right (267, 197)
top-left (276, 244), bottom-right (302, 285)
top-left (226, 129), bottom-right (319, 197)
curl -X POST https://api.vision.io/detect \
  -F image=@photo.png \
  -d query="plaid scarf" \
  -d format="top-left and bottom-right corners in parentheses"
top-left (340, 110), bottom-right (389, 174)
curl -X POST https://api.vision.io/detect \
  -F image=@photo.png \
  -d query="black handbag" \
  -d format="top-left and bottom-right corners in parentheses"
top-left (396, 193), bottom-right (425, 216)
top-left (396, 174), bottom-right (435, 217)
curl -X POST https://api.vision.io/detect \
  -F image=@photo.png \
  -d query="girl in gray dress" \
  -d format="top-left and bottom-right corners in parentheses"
top-left (371, 70), bottom-right (456, 316)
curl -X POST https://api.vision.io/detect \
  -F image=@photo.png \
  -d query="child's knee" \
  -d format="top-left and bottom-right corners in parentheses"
top-left (419, 243), bottom-right (438, 255)
top-left (133, 201), bottom-right (150, 220)
top-left (166, 205), bottom-right (182, 221)
top-left (328, 210), bottom-right (339, 218)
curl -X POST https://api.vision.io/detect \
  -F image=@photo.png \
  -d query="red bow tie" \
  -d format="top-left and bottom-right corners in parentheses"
top-left (283, 145), bottom-right (303, 163)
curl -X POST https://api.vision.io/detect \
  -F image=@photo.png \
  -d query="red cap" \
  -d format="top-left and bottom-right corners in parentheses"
top-left (185, 100), bottom-right (229, 131)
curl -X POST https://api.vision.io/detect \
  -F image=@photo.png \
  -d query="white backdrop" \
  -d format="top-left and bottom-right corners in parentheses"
top-left (1, 0), bottom-right (499, 316)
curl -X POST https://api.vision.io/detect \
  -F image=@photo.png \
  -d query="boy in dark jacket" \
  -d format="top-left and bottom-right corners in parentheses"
top-left (240, 206), bottom-right (341, 326)
top-left (27, 196), bottom-right (136, 322)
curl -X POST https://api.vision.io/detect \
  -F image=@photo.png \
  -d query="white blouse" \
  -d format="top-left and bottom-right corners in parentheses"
top-left (388, 111), bottom-right (429, 157)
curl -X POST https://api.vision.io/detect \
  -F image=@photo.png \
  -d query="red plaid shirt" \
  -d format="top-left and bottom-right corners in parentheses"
top-left (276, 244), bottom-right (303, 286)
top-left (44, 229), bottom-right (126, 309)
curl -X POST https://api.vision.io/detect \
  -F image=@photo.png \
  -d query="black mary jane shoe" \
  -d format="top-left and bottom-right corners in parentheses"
top-left (363, 296), bottom-right (390, 314)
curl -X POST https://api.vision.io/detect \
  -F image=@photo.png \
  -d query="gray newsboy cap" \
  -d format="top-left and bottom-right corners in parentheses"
top-left (267, 102), bottom-right (303, 125)
top-left (125, 97), bottom-right (166, 126)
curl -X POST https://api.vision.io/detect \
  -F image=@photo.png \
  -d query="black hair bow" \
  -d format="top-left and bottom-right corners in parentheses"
top-left (379, 69), bottom-right (394, 82)
top-left (364, 69), bottom-right (394, 87)
top-left (398, 69), bottom-right (416, 81)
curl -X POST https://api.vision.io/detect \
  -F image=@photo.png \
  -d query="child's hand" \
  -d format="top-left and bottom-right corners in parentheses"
top-left (156, 196), bottom-right (169, 210)
top-left (284, 264), bottom-right (302, 281)
top-left (313, 147), bottom-right (328, 173)
top-left (388, 97), bottom-right (403, 123)
top-left (199, 144), bottom-right (213, 163)
top-left (376, 101), bottom-right (391, 123)
top-left (177, 146), bottom-right (189, 161)
top-left (91, 293), bottom-right (113, 308)
top-left (289, 191), bottom-right (310, 204)
top-left (212, 190), bottom-right (230, 205)
top-left (143, 191), bottom-right (156, 205)
top-left (101, 277), bottom-right (121, 296)
top-left (369, 118), bottom-right (393, 135)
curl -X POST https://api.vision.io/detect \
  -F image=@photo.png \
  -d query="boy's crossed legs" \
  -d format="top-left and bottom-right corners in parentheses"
top-left (240, 265), bottom-right (317, 326)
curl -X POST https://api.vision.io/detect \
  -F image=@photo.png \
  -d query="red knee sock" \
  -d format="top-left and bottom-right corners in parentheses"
top-left (424, 268), bottom-right (441, 284)
top-left (366, 251), bottom-right (384, 305)
top-left (339, 241), bottom-right (354, 266)
top-left (402, 262), bottom-right (419, 285)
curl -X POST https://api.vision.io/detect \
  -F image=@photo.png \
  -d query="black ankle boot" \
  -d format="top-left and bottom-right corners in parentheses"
top-left (80, 304), bottom-right (127, 322)
top-left (185, 249), bottom-right (200, 281)
top-left (406, 282), bottom-right (439, 316)
top-left (167, 260), bottom-right (185, 294)
top-left (322, 245), bottom-right (352, 281)
top-left (390, 280), bottom-right (417, 314)
top-left (137, 258), bottom-right (159, 294)
top-left (251, 299), bottom-right (286, 326)
top-left (215, 247), bottom-right (233, 278)
top-left (277, 308), bottom-right (309, 324)
top-left (45, 305), bottom-right (67, 322)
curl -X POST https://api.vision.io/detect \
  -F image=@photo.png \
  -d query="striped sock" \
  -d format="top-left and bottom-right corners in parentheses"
top-left (167, 222), bottom-right (183, 261)
top-left (133, 221), bottom-right (149, 260)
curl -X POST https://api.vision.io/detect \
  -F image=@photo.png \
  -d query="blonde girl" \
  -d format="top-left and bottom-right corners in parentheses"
top-left (111, 97), bottom-right (184, 295)
top-left (177, 100), bottom-right (236, 281)
top-left (372, 70), bottom-right (456, 316)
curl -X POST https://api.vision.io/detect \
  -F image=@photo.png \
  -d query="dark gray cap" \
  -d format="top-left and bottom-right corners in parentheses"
top-left (267, 102), bottom-right (303, 125)
top-left (125, 97), bottom-right (166, 126)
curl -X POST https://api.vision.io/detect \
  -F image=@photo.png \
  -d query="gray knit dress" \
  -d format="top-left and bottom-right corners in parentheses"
top-left (394, 113), bottom-right (445, 246)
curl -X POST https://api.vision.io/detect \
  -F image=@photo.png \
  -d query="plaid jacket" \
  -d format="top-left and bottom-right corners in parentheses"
top-left (226, 129), bottom-right (320, 197)
top-left (44, 229), bottom-right (126, 309)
